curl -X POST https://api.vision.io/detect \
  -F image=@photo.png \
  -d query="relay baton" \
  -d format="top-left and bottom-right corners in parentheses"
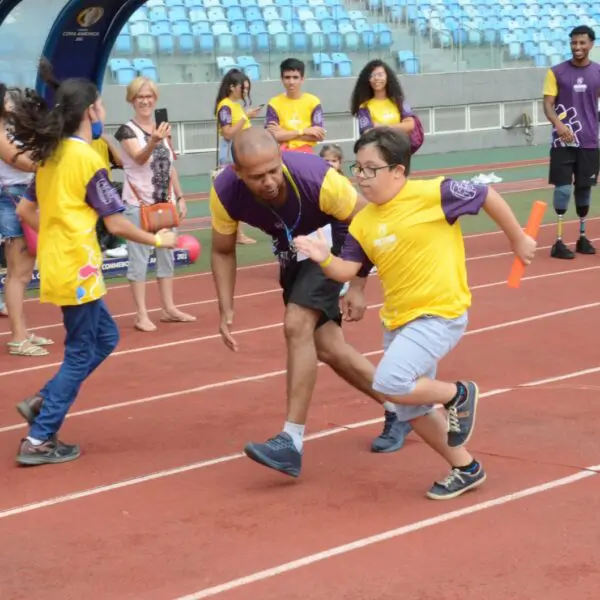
top-left (507, 200), bottom-right (547, 289)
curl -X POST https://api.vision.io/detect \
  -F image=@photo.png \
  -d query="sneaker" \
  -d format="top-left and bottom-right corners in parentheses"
top-left (16, 437), bottom-right (81, 466)
top-left (371, 411), bottom-right (413, 453)
top-left (244, 432), bottom-right (302, 477)
top-left (487, 172), bottom-right (503, 183)
top-left (339, 282), bottom-right (350, 298)
top-left (16, 394), bottom-right (44, 425)
top-left (447, 381), bottom-right (479, 448)
top-left (550, 240), bottom-right (575, 259)
top-left (575, 235), bottom-right (596, 255)
top-left (426, 464), bottom-right (487, 500)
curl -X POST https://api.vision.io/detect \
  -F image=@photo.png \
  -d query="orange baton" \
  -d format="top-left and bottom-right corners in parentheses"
top-left (507, 200), bottom-right (547, 289)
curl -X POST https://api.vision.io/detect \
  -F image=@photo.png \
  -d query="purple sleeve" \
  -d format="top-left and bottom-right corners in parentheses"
top-left (217, 106), bottom-right (232, 127)
top-left (357, 107), bottom-right (374, 135)
top-left (341, 232), bottom-right (373, 277)
top-left (311, 104), bottom-right (324, 127)
top-left (85, 169), bottom-right (125, 218)
top-left (401, 101), bottom-right (414, 118)
top-left (440, 178), bottom-right (488, 225)
top-left (264, 104), bottom-right (279, 127)
top-left (23, 176), bottom-right (37, 204)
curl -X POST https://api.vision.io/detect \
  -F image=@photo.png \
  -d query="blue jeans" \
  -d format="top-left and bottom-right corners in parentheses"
top-left (29, 299), bottom-right (120, 441)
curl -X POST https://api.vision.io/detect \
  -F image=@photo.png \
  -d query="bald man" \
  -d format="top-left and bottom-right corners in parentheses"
top-left (209, 128), bottom-right (412, 478)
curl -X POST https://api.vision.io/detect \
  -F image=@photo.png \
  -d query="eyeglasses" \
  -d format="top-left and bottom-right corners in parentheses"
top-left (350, 163), bottom-right (396, 179)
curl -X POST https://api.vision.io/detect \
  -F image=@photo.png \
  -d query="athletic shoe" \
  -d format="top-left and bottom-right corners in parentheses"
top-left (487, 172), bottom-right (503, 183)
top-left (576, 235), bottom-right (596, 255)
top-left (16, 394), bottom-right (44, 425)
top-left (244, 432), bottom-right (302, 477)
top-left (16, 437), bottom-right (81, 466)
top-left (550, 239), bottom-right (575, 259)
top-left (426, 464), bottom-right (487, 500)
top-left (447, 380), bottom-right (479, 448)
top-left (339, 282), bottom-right (350, 298)
top-left (371, 411), bottom-right (413, 453)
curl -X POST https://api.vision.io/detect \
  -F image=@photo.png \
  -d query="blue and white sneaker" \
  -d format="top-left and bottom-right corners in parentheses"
top-left (426, 464), bottom-right (487, 500)
top-left (371, 411), bottom-right (413, 453)
top-left (446, 381), bottom-right (479, 448)
top-left (244, 432), bottom-right (302, 477)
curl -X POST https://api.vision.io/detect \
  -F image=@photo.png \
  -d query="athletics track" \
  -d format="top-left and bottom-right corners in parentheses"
top-left (0, 155), bottom-right (599, 599)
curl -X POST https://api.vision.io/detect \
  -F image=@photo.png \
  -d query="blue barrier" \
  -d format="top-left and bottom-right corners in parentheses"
top-left (0, 249), bottom-right (191, 292)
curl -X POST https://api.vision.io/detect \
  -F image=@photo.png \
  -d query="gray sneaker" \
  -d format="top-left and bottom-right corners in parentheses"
top-left (447, 381), bottom-right (479, 447)
top-left (16, 394), bottom-right (44, 425)
top-left (16, 437), bottom-right (81, 466)
top-left (426, 464), bottom-right (487, 500)
top-left (371, 411), bottom-right (412, 453)
top-left (244, 432), bottom-right (302, 477)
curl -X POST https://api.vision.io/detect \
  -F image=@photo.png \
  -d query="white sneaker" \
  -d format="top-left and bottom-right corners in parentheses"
top-left (339, 282), bottom-right (350, 298)
top-left (106, 246), bottom-right (128, 259)
top-left (487, 172), bottom-right (503, 183)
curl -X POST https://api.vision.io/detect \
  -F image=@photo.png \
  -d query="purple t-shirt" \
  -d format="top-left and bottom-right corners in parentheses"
top-left (341, 178), bottom-right (488, 272)
top-left (549, 60), bottom-right (600, 149)
top-left (213, 152), bottom-right (348, 253)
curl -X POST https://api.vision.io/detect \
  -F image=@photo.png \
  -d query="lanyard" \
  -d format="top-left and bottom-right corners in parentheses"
top-left (265, 165), bottom-right (302, 251)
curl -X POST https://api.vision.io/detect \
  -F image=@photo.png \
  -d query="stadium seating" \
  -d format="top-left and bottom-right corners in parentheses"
top-left (105, 0), bottom-right (600, 85)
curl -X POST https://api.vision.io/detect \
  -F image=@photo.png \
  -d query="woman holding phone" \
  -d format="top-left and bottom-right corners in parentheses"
top-left (114, 76), bottom-right (195, 333)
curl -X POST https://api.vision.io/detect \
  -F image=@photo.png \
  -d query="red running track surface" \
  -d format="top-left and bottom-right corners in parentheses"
top-left (0, 216), bottom-right (599, 600)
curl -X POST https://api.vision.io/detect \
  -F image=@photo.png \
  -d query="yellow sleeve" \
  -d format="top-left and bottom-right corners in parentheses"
top-left (209, 186), bottom-right (238, 235)
top-left (318, 169), bottom-right (358, 221)
top-left (543, 69), bottom-right (558, 97)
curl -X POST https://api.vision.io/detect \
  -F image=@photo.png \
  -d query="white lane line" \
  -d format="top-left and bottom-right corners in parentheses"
top-left (2, 264), bottom-right (599, 380)
top-left (9, 234), bottom-right (600, 339)
top-left (19, 215), bottom-right (600, 302)
top-left (174, 465), bottom-right (600, 600)
top-left (1, 364), bottom-right (599, 521)
top-left (1, 299), bottom-right (597, 434)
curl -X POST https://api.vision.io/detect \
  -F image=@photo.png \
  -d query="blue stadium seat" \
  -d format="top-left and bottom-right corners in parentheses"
top-left (114, 33), bottom-right (133, 55)
top-left (198, 33), bottom-right (215, 54)
top-left (133, 58), bottom-right (159, 81)
top-left (109, 58), bottom-right (137, 85)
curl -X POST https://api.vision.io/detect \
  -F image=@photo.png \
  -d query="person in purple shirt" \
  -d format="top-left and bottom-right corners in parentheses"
top-left (543, 25), bottom-right (600, 259)
top-left (209, 127), bottom-right (413, 478)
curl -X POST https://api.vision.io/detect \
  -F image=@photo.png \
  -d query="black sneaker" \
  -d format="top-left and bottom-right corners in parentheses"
top-left (16, 394), bottom-right (44, 425)
top-left (16, 437), bottom-right (81, 466)
top-left (550, 240), bottom-right (575, 259)
top-left (576, 235), bottom-right (596, 255)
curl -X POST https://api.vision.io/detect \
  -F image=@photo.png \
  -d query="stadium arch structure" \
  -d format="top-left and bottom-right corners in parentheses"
top-left (0, 0), bottom-right (149, 102)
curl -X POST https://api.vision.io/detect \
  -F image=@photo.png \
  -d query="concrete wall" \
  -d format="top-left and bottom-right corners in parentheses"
top-left (102, 66), bottom-right (551, 176)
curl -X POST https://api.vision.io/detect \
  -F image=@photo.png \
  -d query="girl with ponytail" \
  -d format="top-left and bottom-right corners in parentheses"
top-left (9, 59), bottom-right (177, 467)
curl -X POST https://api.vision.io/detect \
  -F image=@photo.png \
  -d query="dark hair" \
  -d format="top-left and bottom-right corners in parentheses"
top-left (570, 25), bottom-right (595, 41)
top-left (280, 58), bottom-right (305, 78)
top-left (0, 83), bottom-right (8, 121)
top-left (242, 74), bottom-right (253, 108)
top-left (214, 68), bottom-right (249, 115)
top-left (350, 59), bottom-right (406, 118)
top-left (353, 127), bottom-right (412, 176)
top-left (8, 58), bottom-right (99, 164)
top-left (319, 143), bottom-right (343, 162)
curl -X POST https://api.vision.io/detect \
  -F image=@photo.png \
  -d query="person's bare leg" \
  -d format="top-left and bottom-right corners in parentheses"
top-left (243, 303), bottom-right (320, 477)
top-left (129, 281), bottom-right (156, 331)
top-left (314, 321), bottom-right (413, 453)
top-left (157, 277), bottom-right (196, 322)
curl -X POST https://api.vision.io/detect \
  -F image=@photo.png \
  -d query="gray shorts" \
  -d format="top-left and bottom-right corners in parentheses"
top-left (373, 312), bottom-right (469, 422)
top-left (124, 204), bottom-right (175, 282)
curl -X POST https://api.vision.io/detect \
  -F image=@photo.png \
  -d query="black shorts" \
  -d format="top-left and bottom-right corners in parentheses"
top-left (549, 147), bottom-right (599, 188)
top-left (280, 258), bottom-right (342, 329)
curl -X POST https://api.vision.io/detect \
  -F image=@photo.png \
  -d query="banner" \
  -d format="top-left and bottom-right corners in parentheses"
top-left (0, 249), bottom-right (191, 292)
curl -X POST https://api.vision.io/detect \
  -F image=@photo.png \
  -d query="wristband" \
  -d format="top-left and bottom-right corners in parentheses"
top-left (319, 253), bottom-right (333, 268)
top-left (154, 233), bottom-right (162, 248)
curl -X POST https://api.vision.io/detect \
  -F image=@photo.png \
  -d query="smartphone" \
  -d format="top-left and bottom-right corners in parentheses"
top-left (155, 108), bottom-right (169, 127)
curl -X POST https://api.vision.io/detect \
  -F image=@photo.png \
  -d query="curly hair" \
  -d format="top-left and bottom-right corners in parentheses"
top-left (350, 59), bottom-right (406, 117)
top-left (7, 58), bottom-right (99, 164)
